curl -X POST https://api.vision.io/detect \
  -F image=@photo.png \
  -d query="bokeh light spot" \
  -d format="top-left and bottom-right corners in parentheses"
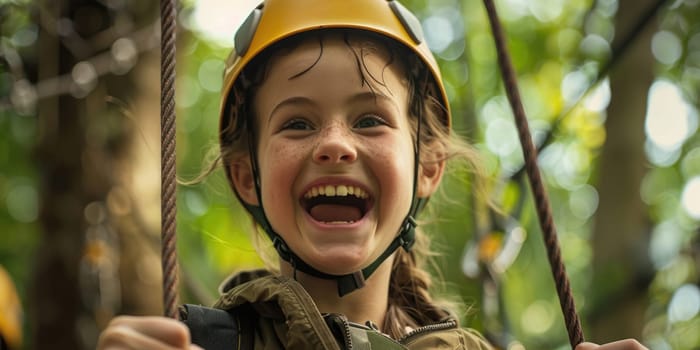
top-left (583, 78), bottom-right (610, 112)
top-left (569, 184), bottom-right (599, 220)
top-left (10, 24), bottom-right (38, 47)
top-left (580, 34), bottom-right (611, 61)
top-left (192, 0), bottom-right (259, 45)
top-left (668, 284), bottom-right (700, 323)
top-left (561, 70), bottom-right (589, 105)
top-left (645, 140), bottom-right (682, 167)
top-left (645, 80), bottom-right (693, 151)
top-left (423, 15), bottom-right (454, 53)
top-left (110, 37), bottom-right (138, 75)
top-left (521, 300), bottom-right (555, 334)
top-left (650, 221), bottom-right (683, 268)
top-left (185, 190), bottom-right (208, 217)
top-left (198, 59), bottom-right (224, 93)
top-left (681, 177), bottom-right (700, 219)
top-left (652, 31), bottom-right (683, 66)
top-left (6, 183), bottom-right (38, 223)
top-left (485, 118), bottom-right (519, 157)
top-left (528, 0), bottom-right (563, 22)
top-left (71, 61), bottom-right (98, 98)
top-left (177, 75), bottom-right (202, 109)
top-left (10, 79), bottom-right (37, 116)
top-left (681, 148), bottom-right (700, 178)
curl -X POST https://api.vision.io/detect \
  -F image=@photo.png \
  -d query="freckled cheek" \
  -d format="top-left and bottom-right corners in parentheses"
top-left (259, 142), bottom-right (308, 205)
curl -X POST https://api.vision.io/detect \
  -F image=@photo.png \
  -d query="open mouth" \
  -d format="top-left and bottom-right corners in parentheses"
top-left (302, 185), bottom-right (371, 224)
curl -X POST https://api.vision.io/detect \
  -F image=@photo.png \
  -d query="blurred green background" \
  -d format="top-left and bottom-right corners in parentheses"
top-left (1, 0), bottom-right (699, 349)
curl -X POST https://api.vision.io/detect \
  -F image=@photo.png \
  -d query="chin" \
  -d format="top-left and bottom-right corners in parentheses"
top-left (307, 247), bottom-right (370, 275)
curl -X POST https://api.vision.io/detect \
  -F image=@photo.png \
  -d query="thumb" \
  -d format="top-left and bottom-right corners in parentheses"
top-left (575, 342), bottom-right (599, 350)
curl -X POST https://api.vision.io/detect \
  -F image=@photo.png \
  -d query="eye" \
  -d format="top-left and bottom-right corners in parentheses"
top-left (354, 114), bottom-right (388, 129)
top-left (281, 118), bottom-right (313, 131)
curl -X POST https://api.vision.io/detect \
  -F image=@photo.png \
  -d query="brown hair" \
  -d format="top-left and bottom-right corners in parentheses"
top-left (216, 29), bottom-right (483, 339)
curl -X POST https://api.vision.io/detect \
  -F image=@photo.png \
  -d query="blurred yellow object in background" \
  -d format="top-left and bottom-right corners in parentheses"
top-left (0, 266), bottom-right (22, 349)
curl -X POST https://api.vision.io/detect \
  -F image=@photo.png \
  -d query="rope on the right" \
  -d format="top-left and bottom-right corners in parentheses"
top-left (482, 0), bottom-right (585, 347)
top-left (160, 0), bottom-right (179, 320)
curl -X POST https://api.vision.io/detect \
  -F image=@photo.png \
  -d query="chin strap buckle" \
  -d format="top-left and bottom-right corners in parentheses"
top-left (272, 236), bottom-right (292, 262)
top-left (337, 271), bottom-right (366, 297)
top-left (399, 216), bottom-right (417, 251)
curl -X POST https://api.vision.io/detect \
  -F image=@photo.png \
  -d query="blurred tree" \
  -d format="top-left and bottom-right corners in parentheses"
top-left (589, 0), bottom-right (656, 342)
top-left (31, 2), bottom-right (105, 347)
top-left (28, 0), bottom-right (158, 349)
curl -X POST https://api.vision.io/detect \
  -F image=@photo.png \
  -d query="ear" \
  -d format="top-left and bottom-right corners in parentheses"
top-left (416, 155), bottom-right (446, 198)
top-left (229, 156), bottom-right (259, 206)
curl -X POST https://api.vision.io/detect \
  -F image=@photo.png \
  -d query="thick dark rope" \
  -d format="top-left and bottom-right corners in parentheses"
top-left (160, 0), bottom-right (179, 320)
top-left (482, 0), bottom-right (584, 347)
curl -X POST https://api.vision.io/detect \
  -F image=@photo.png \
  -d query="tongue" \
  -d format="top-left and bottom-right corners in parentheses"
top-left (309, 204), bottom-right (362, 222)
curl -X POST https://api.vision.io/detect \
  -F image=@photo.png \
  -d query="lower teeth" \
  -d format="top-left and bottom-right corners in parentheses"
top-left (324, 220), bottom-right (355, 224)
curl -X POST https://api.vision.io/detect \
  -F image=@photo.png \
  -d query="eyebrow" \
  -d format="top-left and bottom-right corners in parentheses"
top-left (268, 96), bottom-right (316, 123)
top-left (349, 91), bottom-right (402, 117)
top-left (267, 91), bottom-right (401, 123)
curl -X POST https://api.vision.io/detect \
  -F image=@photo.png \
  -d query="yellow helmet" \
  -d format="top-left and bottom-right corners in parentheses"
top-left (0, 266), bottom-right (22, 349)
top-left (219, 0), bottom-right (451, 130)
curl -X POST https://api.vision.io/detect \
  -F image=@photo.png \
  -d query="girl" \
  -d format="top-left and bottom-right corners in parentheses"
top-left (98, 0), bottom-right (649, 349)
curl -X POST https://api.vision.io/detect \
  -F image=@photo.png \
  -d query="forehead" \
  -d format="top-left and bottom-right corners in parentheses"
top-left (263, 31), bottom-right (408, 87)
top-left (252, 32), bottom-right (410, 110)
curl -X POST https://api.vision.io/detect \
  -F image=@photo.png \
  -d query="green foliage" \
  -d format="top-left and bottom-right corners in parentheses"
top-left (0, 0), bottom-right (39, 325)
top-left (175, 31), bottom-right (265, 300)
top-left (0, 0), bottom-right (698, 349)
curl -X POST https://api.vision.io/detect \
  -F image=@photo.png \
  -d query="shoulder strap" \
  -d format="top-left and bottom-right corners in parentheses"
top-left (180, 304), bottom-right (410, 350)
top-left (179, 304), bottom-right (254, 350)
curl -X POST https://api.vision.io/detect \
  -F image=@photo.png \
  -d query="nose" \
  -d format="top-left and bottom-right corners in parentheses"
top-left (313, 125), bottom-right (357, 164)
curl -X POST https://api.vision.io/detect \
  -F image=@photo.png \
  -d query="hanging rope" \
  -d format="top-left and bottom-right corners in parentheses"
top-left (482, 0), bottom-right (584, 347)
top-left (160, 0), bottom-right (179, 320)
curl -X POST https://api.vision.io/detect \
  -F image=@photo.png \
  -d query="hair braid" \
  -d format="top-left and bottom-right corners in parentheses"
top-left (382, 229), bottom-right (454, 339)
top-left (381, 61), bottom-right (482, 339)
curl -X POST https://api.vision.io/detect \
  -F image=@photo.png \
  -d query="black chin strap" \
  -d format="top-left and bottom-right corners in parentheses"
top-left (243, 201), bottom-right (423, 296)
top-left (244, 106), bottom-right (424, 297)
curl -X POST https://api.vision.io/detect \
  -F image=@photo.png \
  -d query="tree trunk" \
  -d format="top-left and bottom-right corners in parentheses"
top-left (30, 1), bottom-right (159, 349)
top-left (589, 0), bottom-right (656, 342)
top-left (31, 2), bottom-right (94, 349)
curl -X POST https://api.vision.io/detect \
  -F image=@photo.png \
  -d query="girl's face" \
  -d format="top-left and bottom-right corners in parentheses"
top-left (233, 34), bottom-right (440, 275)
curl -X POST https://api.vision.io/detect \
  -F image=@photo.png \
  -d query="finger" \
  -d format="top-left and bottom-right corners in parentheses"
top-left (100, 326), bottom-right (187, 350)
top-left (575, 342), bottom-right (599, 350)
top-left (107, 316), bottom-right (190, 348)
top-left (575, 339), bottom-right (648, 350)
top-left (598, 339), bottom-right (648, 349)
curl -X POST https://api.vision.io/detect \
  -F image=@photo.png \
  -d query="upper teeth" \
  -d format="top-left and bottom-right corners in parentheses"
top-left (304, 185), bottom-right (368, 199)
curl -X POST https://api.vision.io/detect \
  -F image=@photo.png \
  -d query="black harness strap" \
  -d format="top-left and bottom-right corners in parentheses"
top-left (180, 304), bottom-right (253, 350)
top-left (182, 304), bottom-right (411, 350)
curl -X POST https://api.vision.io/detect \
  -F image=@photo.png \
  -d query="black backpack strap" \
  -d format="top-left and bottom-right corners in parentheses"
top-left (179, 304), bottom-right (254, 350)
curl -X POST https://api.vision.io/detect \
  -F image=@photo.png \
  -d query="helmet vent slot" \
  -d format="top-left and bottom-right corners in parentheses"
top-left (234, 3), bottom-right (264, 57)
top-left (388, 0), bottom-right (424, 44)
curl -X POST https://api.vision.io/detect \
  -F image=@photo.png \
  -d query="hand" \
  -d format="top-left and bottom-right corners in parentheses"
top-left (575, 339), bottom-right (648, 350)
top-left (97, 316), bottom-right (203, 350)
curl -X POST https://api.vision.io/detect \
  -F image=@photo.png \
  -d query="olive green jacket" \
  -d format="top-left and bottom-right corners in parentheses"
top-left (212, 270), bottom-right (493, 350)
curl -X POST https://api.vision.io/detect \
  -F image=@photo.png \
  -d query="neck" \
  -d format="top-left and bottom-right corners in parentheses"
top-left (279, 255), bottom-right (395, 329)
